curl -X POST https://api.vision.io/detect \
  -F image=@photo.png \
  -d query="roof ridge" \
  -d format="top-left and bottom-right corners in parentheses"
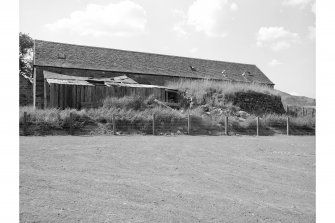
top-left (34, 39), bottom-right (257, 67)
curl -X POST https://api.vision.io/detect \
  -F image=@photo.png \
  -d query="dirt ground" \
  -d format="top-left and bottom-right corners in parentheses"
top-left (20, 135), bottom-right (315, 223)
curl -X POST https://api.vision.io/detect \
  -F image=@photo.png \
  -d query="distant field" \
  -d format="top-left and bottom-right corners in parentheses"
top-left (20, 135), bottom-right (315, 223)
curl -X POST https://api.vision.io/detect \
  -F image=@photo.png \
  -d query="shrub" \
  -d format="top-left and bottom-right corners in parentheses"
top-left (103, 96), bottom-right (146, 110)
top-left (262, 114), bottom-right (287, 127)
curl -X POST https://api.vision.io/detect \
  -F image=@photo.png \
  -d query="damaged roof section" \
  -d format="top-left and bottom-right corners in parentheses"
top-left (43, 71), bottom-right (182, 109)
top-left (44, 71), bottom-right (179, 91)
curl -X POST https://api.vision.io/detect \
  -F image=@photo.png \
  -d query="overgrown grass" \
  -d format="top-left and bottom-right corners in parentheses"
top-left (167, 79), bottom-right (278, 105)
top-left (20, 109), bottom-right (315, 137)
top-left (262, 114), bottom-right (315, 129)
top-left (102, 95), bottom-right (156, 110)
top-left (19, 100), bottom-right (190, 135)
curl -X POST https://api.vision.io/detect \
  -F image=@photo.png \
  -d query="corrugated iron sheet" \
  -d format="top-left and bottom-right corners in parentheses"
top-left (46, 78), bottom-right (94, 86)
top-left (44, 71), bottom-right (178, 91)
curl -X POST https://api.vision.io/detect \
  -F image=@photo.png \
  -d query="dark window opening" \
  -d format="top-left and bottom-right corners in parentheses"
top-left (165, 90), bottom-right (179, 103)
top-left (86, 79), bottom-right (105, 85)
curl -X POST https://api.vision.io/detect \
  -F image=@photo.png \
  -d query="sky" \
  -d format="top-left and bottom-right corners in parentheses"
top-left (20, 0), bottom-right (315, 98)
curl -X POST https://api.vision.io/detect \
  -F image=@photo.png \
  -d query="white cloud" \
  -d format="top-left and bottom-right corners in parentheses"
top-left (187, 0), bottom-right (228, 37)
top-left (190, 47), bottom-right (199, 53)
top-left (268, 59), bottom-right (282, 67)
top-left (256, 27), bottom-right (300, 51)
top-left (46, 1), bottom-right (147, 37)
top-left (311, 1), bottom-right (316, 14)
top-left (271, 41), bottom-right (291, 51)
top-left (172, 0), bottom-right (240, 38)
top-left (172, 9), bottom-right (186, 18)
top-left (230, 2), bottom-right (238, 11)
top-left (171, 9), bottom-right (189, 38)
top-left (308, 26), bottom-right (315, 40)
top-left (282, 0), bottom-right (313, 8)
top-left (172, 24), bottom-right (188, 39)
top-left (257, 27), bottom-right (299, 42)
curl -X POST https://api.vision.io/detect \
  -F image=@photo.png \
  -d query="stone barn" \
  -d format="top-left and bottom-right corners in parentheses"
top-left (33, 40), bottom-right (274, 109)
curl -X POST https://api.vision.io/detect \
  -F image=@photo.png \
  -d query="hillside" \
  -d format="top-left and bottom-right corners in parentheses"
top-left (276, 90), bottom-right (316, 107)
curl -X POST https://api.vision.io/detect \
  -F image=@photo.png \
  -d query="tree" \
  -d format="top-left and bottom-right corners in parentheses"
top-left (19, 32), bottom-right (34, 77)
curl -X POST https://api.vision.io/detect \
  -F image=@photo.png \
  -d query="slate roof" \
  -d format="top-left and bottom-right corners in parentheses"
top-left (34, 40), bottom-right (274, 86)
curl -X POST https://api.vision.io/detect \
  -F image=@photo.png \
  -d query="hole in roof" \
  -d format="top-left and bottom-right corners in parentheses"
top-left (242, 71), bottom-right (253, 76)
top-left (190, 66), bottom-right (196, 71)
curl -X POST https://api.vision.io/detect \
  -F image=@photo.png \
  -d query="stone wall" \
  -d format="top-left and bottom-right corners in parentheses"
top-left (20, 74), bottom-right (33, 106)
top-left (225, 91), bottom-right (285, 115)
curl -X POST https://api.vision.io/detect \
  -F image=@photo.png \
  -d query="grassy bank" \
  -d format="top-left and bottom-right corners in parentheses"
top-left (19, 95), bottom-right (315, 136)
top-left (167, 79), bottom-right (278, 105)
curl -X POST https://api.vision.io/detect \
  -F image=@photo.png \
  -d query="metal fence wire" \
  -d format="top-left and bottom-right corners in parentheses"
top-left (20, 111), bottom-right (315, 136)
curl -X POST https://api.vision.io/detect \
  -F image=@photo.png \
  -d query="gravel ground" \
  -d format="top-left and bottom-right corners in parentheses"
top-left (20, 135), bottom-right (315, 223)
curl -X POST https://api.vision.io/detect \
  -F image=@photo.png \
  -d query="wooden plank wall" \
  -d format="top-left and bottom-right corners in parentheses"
top-left (46, 82), bottom-right (167, 109)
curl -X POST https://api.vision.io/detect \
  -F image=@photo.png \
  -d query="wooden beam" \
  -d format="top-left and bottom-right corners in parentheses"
top-left (54, 84), bottom-right (59, 108)
top-left (59, 84), bottom-right (64, 109)
top-left (50, 83), bottom-right (55, 107)
top-left (225, 116), bottom-right (229, 136)
top-left (256, 117), bottom-right (259, 136)
top-left (81, 86), bottom-right (85, 104)
top-left (76, 85), bottom-right (81, 109)
top-left (43, 79), bottom-right (48, 109)
top-left (72, 85), bottom-right (77, 108)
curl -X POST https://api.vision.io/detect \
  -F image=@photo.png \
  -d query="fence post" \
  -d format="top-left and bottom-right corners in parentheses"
top-left (69, 113), bottom-right (73, 135)
top-left (225, 116), bottom-right (228, 136)
top-left (188, 113), bottom-right (191, 135)
top-left (112, 114), bottom-right (116, 135)
top-left (256, 116), bottom-right (259, 136)
top-left (286, 116), bottom-right (290, 136)
top-left (23, 112), bottom-right (27, 136)
top-left (152, 113), bottom-right (155, 135)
